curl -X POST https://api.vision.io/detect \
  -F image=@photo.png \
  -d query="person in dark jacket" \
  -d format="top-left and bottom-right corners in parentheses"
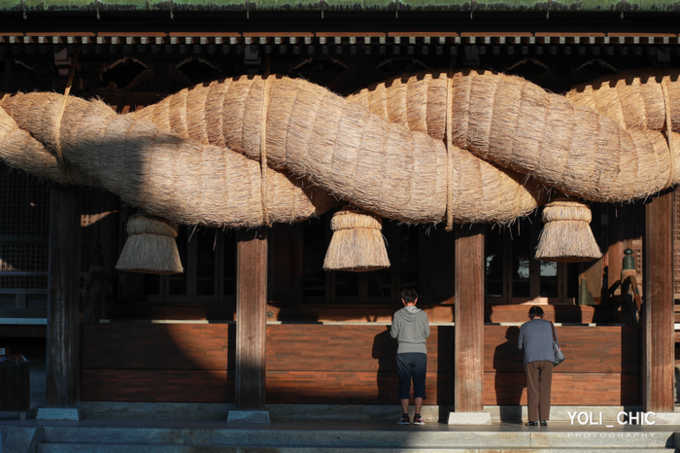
top-left (518, 305), bottom-right (556, 427)
top-left (390, 288), bottom-right (430, 426)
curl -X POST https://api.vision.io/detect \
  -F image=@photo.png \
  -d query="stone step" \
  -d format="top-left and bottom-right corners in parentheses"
top-left (37, 425), bottom-right (676, 450)
top-left (36, 443), bottom-right (676, 453)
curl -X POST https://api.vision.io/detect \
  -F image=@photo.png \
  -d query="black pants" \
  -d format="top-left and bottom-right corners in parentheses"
top-left (397, 353), bottom-right (427, 400)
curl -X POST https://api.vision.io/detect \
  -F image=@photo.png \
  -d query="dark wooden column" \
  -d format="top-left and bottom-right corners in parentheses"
top-left (235, 228), bottom-right (268, 411)
top-left (46, 184), bottom-right (82, 408)
top-left (454, 225), bottom-right (485, 413)
top-left (642, 191), bottom-right (675, 413)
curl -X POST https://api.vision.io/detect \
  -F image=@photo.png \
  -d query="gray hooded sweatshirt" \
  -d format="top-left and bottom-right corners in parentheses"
top-left (390, 306), bottom-right (430, 354)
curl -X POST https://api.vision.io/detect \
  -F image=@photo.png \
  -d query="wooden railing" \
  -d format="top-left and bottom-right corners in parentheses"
top-left (0, 271), bottom-right (48, 315)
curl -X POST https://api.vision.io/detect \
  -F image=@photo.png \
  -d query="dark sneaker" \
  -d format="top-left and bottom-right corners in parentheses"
top-left (413, 415), bottom-right (425, 425)
top-left (397, 414), bottom-right (410, 425)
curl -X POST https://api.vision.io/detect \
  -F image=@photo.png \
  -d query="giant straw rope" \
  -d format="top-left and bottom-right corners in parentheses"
top-left (0, 68), bottom-right (679, 230)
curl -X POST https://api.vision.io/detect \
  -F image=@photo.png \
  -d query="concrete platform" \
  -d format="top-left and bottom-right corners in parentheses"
top-left (0, 419), bottom-right (676, 453)
top-left (70, 401), bottom-right (664, 422)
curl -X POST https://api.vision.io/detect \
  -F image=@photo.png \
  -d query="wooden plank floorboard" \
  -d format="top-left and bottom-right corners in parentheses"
top-left (266, 325), bottom-right (453, 372)
top-left (82, 369), bottom-right (234, 403)
top-left (266, 371), bottom-right (451, 404)
top-left (82, 324), bottom-right (234, 370)
top-left (485, 326), bottom-right (638, 373)
top-left (484, 372), bottom-right (638, 405)
top-left (80, 324), bottom-right (638, 405)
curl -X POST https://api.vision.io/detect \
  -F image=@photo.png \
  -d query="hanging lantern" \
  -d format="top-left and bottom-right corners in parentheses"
top-left (323, 207), bottom-right (390, 272)
top-left (115, 213), bottom-right (184, 274)
top-left (535, 199), bottom-right (602, 263)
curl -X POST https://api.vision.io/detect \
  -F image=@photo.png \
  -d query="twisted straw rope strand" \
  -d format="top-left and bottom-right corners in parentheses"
top-left (53, 48), bottom-right (80, 185)
top-left (1, 68), bottom-right (680, 229)
top-left (261, 77), bottom-right (272, 226)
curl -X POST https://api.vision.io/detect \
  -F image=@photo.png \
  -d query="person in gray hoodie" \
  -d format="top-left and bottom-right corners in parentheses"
top-left (390, 288), bottom-right (430, 425)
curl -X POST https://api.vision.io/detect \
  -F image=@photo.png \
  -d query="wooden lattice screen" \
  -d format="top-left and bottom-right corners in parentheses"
top-left (0, 163), bottom-right (50, 291)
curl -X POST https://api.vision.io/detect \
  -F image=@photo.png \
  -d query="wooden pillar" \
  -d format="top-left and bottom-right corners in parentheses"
top-left (46, 184), bottom-right (81, 408)
top-left (642, 192), bottom-right (675, 413)
top-left (235, 228), bottom-right (268, 411)
top-left (454, 225), bottom-right (485, 413)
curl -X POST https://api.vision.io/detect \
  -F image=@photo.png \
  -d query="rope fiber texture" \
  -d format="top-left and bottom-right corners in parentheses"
top-left (0, 68), bottom-right (678, 228)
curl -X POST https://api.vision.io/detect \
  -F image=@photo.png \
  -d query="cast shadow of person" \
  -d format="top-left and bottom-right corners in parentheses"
top-left (493, 326), bottom-right (525, 423)
top-left (373, 326), bottom-right (398, 404)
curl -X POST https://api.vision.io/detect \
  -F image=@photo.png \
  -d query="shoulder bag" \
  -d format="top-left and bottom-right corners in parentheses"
top-left (550, 321), bottom-right (565, 366)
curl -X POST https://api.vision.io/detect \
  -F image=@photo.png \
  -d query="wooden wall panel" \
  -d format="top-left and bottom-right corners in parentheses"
top-left (266, 371), bottom-right (451, 405)
top-left (80, 323), bottom-right (636, 406)
top-left (485, 305), bottom-right (597, 323)
top-left (267, 304), bottom-right (454, 324)
top-left (82, 324), bottom-right (234, 370)
top-left (485, 326), bottom-right (638, 374)
top-left (81, 324), bottom-right (235, 403)
top-left (82, 370), bottom-right (233, 403)
top-left (266, 325), bottom-right (453, 372)
top-left (484, 373), bottom-right (638, 406)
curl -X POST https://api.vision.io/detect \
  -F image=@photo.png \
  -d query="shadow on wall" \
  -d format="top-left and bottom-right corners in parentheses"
top-left (373, 327), bottom-right (399, 404)
top-left (437, 324), bottom-right (454, 422)
top-left (81, 323), bottom-right (236, 405)
top-left (493, 326), bottom-right (525, 423)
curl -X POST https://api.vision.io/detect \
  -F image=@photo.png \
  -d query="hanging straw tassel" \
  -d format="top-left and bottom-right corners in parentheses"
top-left (535, 199), bottom-right (602, 263)
top-left (323, 207), bottom-right (390, 272)
top-left (116, 213), bottom-right (184, 274)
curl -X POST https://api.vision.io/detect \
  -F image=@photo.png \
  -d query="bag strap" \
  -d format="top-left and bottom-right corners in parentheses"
top-left (549, 320), bottom-right (557, 342)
